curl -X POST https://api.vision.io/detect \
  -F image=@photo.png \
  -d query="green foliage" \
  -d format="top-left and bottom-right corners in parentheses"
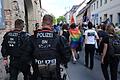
top-left (53, 16), bottom-right (57, 25)
top-left (116, 31), bottom-right (120, 35)
top-left (57, 16), bottom-right (66, 24)
top-left (50, 14), bottom-right (57, 25)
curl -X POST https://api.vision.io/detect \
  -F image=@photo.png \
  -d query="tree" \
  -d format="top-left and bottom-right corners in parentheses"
top-left (57, 16), bottom-right (66, 24)
top-left (53, 16), bottom-right (57, 25)
top-left (51, 14), bottom-right (57, 25)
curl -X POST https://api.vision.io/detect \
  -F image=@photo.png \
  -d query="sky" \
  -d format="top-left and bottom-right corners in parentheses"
top-left (41, 0), bottom-right (90, 18)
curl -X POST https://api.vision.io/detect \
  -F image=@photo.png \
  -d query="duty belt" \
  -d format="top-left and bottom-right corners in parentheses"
top-left (38, 63), bottom-right (56, 67)
top-left (35, 59), bottom-right (56, 70)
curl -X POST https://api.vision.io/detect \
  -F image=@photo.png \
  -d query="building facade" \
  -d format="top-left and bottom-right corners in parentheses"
top-left (76, 0), bottom-right (92, 25)
top-left (64, 0), bottom-right (87, 24)
top-left (90, 0), bottom-right (120, 26)
top-left (3, 0), bottom-right (42, 34)
top-left (64, 11), bottom-right (70, 24)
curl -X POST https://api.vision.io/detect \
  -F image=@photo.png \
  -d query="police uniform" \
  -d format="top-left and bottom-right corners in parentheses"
top-left (1, 30), bottom-right (31, 80)
top-left (20, 28), bottom-right (71, 80)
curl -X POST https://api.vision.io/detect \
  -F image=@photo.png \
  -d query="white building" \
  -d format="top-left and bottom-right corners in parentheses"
top-left (76, 1), bottom-right (92, 25)
top-left (64, 11), bottom-right (70, 24)
top-left (64, 0), bottom-right (91, 25)
top-left (64, 0), bottom-right (86, 24)
top-left (90, 0), bottom-right (120, 26)
top-left (75, 0), bottom-right (90, 25)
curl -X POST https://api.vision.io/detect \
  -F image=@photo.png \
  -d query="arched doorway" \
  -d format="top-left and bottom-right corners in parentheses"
top-left (24, 0), bottom-right (33, 33)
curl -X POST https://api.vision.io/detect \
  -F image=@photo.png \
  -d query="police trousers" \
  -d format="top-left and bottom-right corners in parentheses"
top-left (9, 56), bottom-right (31, 80)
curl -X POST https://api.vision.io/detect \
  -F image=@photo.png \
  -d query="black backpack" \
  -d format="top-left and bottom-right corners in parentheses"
top-left (32, 32), bottom-right (58, 59)
top-left (32, 31), bottom-right (71, 62)
top-left (5, 31), bottom-right (30, 49)
top-left (32, 31), bottom-right (59, 79)
top-left (109, 35), bottom-right (120, 57)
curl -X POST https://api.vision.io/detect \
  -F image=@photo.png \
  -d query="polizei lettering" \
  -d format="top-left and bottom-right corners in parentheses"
top-left (35, 59), bottom-right (56, 65)
top-left (8, 33), bottom-right (18, 37)
top-left (37, 32), bottom-right (53, 38)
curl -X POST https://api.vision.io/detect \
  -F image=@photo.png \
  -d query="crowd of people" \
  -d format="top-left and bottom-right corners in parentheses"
top-left (1, 14), bottom-right (120, 80)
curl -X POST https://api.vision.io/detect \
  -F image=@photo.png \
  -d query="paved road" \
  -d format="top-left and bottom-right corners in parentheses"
top-left (0, 50), bottom-right (120, 80)
top-left (66, 50), bottom-right (120, 80)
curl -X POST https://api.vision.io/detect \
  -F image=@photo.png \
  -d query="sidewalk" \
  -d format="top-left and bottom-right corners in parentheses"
top-left (0, 30), bottom-right (8, 80)
top-left (95, 53), bottom-right (120, 76)
top-left (0, 30), bottom-right (6, 59)
top-left (0, 59), bottom-right (7, 80)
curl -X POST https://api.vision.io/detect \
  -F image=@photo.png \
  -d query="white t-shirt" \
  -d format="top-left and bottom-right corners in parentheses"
top-left (85, 29), bottom-right (98, 44)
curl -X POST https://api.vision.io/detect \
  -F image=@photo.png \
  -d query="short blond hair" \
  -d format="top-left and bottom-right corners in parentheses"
top-left (106, 24), bottom-right (115, 34)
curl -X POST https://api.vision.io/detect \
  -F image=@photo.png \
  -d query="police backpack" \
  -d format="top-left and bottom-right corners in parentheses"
top-left (5, 31), bottom-right (22, 50)
top-left (5, 31), bottom-right (29, 50)
top-left (32, 31), bottom-right (60, 79)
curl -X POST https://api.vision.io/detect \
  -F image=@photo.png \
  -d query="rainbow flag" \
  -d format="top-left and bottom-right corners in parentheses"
top-left (69, 28), bottom-right (81, 41)
top-left (69, 28), bottom-right (81, 48)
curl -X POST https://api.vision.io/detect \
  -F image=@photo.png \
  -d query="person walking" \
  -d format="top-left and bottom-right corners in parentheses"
top-left (84, 21), bottom-right (99, 70)
top-left (101, 24), bottom-right (120, 80)
top-left (60, 23), bottom-right (70, 68)
top-left (61, 23), bottom-right (70, 42)
top-left (69, 23), bottom-right (81, 63)
top-left (1, 19), bottom-right (31, 80)
top-left (33, 23), bottom-right (40, 35)
top-left (97, 24), bottom-right (108, 55)
top-left (20, 14), bottom-right (71, 80)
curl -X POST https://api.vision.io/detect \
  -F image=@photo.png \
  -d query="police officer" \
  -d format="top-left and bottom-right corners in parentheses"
top-left (33, 23), bottom-right (40, 36)
top-left (20, 14), bottom-right (71, 80)
top-left (1, 19), bottom-right (31, 80)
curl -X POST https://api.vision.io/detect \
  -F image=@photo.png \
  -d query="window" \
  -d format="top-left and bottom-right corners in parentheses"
top-left (91, 5), bottom-right (94, 11)
top-left (96, 18), bottom-right (98, 25)
top-left (94, 3), bottom-right (95, 10)
top-left (100, 0), bottom-right (102, 6)
top-left (104, 14), bottom-right (107, 21)
top-left (91, 5), bottom-right (93, 11)
top-left (110, 15), bottom-right (113, 23)
top-left (97, 1), bottom-right (98, 8)
top-left (100, 17), bottom-right (102, 23)
top-left (118, 13), bottom-right (120, 25)
top-left (105, 0), bottom-right (107, 4)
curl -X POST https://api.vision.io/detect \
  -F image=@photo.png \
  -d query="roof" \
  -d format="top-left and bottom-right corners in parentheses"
top-left (77, 0), bottom-right (93, 17)
top-left (68, 0), bottom-right (86, 14)
top-left (69, 5), bottom-right (80, 14)
top-left (64, 11), bottom-right (69, 16)
top-left (77, 5), bottom-right (89, 17)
